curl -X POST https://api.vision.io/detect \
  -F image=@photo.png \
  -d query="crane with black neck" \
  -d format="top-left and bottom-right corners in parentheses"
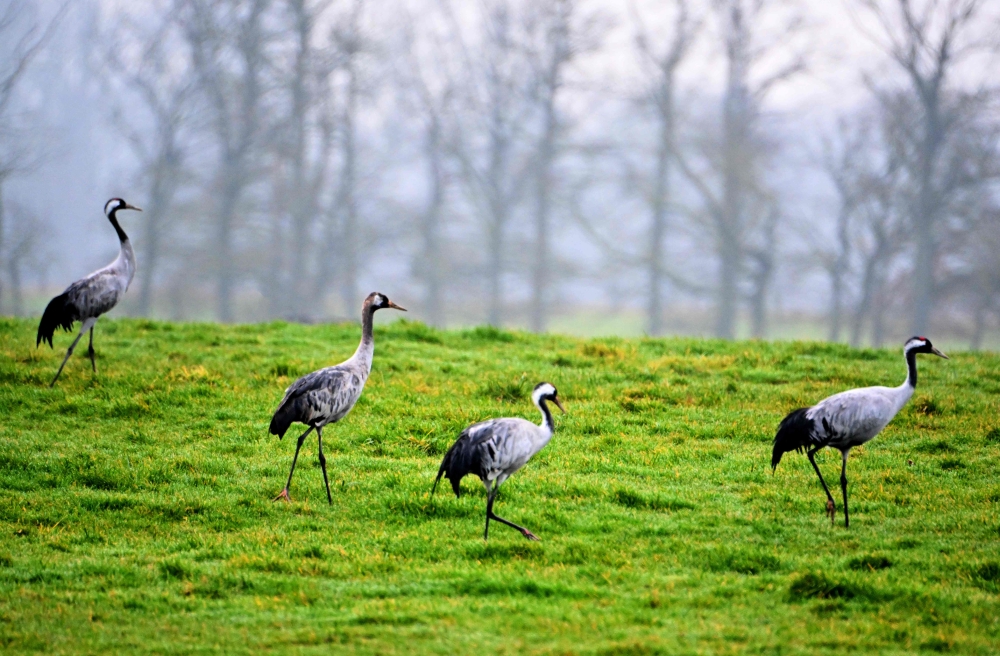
top-left (268, 292), bottom-right (406, 503)
top-left (771, 336), bottom-right (948, 528)
top-left (37, 198), bottom-right (142, 387)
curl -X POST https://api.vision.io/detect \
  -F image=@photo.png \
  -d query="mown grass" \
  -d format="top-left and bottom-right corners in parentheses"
top-left (0, 316), bottom-right (999, 654)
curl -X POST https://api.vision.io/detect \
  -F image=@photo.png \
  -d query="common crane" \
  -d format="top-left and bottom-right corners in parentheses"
top-left (269, 292), bottom-right (406, 503)
top-left (36, 198), bottom-right (142, 387)
top-left (433, 382), bottom-right (565, 541)
top-left (771, 336), bottom-right (948, 528)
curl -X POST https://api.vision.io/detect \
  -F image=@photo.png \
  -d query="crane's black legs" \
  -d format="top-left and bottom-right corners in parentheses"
top-left (807, 446), bottom-right (837, 525)
top-left (484, 487), bottom-right (539, 542)
top-left (50, 330), bottom-right (86, 387)
top-left (317, 427), bottom-right (332, 505)
top-left (87, 327), bottom-right (96, 373)
top-left (274, 426), bottom-right (313, 502)
top-left (482, 484), bottom-right (491, 539)
top-left (840, 450), bottom-right (850, 529)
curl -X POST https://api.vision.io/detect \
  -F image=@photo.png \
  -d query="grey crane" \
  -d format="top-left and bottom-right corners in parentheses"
top-left (432, 382), bottom-right (565, 541)
top-left (771, 336), bottom-right (948, 527)
top-left (36, 198), bottom-right (142, 387)
top-left (268, 291), bottom-right (406, 503)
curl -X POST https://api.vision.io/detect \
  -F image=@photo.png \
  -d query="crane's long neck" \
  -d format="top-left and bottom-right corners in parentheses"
top-left (108, 209), bottom-right (137, 287)
top-left (351, 302), bottom-right (376, 373)
top-left (108, 209), bottom-right (129, 244)
top-left (536, 398), bottom-right (555, 437)
top-left (903, 346), bottom-right (919, 389)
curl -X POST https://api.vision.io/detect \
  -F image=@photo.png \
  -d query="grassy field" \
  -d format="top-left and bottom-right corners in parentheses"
top-left (0, 317), bottom-right (998, 654)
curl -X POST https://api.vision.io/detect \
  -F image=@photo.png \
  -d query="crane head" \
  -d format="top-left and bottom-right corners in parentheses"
top-left (905, 336), bottom-right (948, 359)
top-left (366, 292), bottom-right (406, 313)
top-left (104, 198), bottom-right (143, 217)
top-left (532, 381), bottom-right (565, 413)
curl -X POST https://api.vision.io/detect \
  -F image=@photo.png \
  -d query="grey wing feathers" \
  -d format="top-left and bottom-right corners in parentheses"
top-left (269, 366), bottom-right (363, 438)
top-left (36, 271), bottom-right (123, 348)
top-left (65, 271), bottom-right (126, 319)
top-left (433, 419), bottom-right (529, 497)
top-left (808, 389), bottom-right (896, 444)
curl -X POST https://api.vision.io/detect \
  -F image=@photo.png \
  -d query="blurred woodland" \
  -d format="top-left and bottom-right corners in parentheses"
top-left (0, 0), bottom-right (998, 347)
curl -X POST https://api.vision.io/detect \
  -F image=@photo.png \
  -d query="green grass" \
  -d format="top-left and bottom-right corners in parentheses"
top-left (1, 317), bottom-right (999, 654)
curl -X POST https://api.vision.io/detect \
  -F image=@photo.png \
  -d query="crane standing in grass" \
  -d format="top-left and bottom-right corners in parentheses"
top-left (269, 292), bottom-right (406, 503)
top-left (771, 336), bottom-right (948, 528)
top-left (433, 382), bottom-right (565, 541)
top-left (37, 198), bottom-right (142, 387)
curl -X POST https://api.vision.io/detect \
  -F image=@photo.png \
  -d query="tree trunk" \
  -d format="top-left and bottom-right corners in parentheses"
top-left (485, 100), bottom-right (508, 327)
top-left (6, 251), bottom-right (22, 316)
top-left (137, 178), bottom-right (163, 316)
top-left (716, 226), bottom-right (740, 339)
top-left (749, 213), bottom-right (776, 339)
top-left (911, 109), bottom-right (939, 335)
top-left (716, 2), bottom-right (749, 340)
top-left (871, 268), bottom-right (886, 348)
top-left (423, 116), bottom-right (445, 327)
top-left (0, 182), bottom-right (5, 313)
top-left (340, 55), bottom-right (358, 316)
top-left (647, 85), bottom-right (673, 336)
top-left (136, 142), bottom-right (179, 317)
top-left (288, 0), bottom-right (311, 318)
top-left (486, 209), bottom-right (503, 327)
top-left (828, 205), bottom-right (850, 341)
top-left (530, 91), bottom-right (557, 333)
top-left (851, 251), bottom-right (879, 347)
top-left (971, 300), bottom-right (986, 351)
top-left (216, 172), bottom-right (239, 322)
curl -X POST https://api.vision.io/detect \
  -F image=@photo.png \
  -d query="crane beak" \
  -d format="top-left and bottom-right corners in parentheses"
top-left (931, 346), bottom-right (948, 359)
top-left (387, 301), bottom-right (406, 312)
top-left (124, 203), bottom-right (143, 212)
top-left (553, 396), bottom-right (566, 413)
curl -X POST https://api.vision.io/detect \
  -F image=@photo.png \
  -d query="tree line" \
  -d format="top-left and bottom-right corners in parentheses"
top-left (0, 0), bottom-right (998, 348)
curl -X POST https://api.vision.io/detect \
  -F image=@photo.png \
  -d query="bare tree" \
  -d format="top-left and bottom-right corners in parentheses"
top-left (521, 0), bottom-right (567, 332)
top-left (673, 0), bottom-right (805, 338)
top-left (0, 0), bottom-right (63, 312)
top-left (965, 204), bottom-right (1000, 349)
top-left (447, 0), bottom-right (533, 326)
top-left (311, 0), bottom-right (372, 317)
top-left (857, 0), bottom-right (994, 334)
top-left (102, 3), bottom-right (193, 317)
top-left (745, 202), bottom-right (777, 337)
top-left (631, 0), bottom-right (699, 335)
top-left (2, 200), bottom-right (48, 315)
top-left (393, 9), bottom-right (457, 328)
top-left (845, 103), bottom-right (910, 347)
top-left (264, 0), bottom-right (335, 320)
top-left (818, 117), bottom-right (871, 342)
top-left (179, 0), bottom-right (272, 322)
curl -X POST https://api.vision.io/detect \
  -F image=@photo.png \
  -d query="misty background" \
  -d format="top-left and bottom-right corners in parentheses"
top-left (1, 0), bottom-right (998, 348)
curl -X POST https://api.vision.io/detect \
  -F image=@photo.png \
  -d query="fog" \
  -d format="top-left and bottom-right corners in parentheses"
top-left (1, 0), bottom-right (998, 348)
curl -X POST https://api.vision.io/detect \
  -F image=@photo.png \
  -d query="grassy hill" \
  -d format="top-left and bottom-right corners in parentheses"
top-left (1, 317), bottom-right (998, 654)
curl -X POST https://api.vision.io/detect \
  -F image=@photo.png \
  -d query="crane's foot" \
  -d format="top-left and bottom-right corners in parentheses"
top-left (273, 489), bottom-right (292, 503)
top-left (826, 498), bottom-right (836, 524)
top-left (521, 529), bottom-right (540, 541)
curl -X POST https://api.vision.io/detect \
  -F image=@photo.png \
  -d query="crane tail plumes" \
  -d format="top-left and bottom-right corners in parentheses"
top-left (36, 293), bottom-right (75, 348)
top-left (268, 400), bottom-right (298, 439)
top-left (772, 407), bottom-right (814, 470)
top-left (431, 466), bottom-right (446, 496)
top-left (436, 429), bottom-right (479, 498)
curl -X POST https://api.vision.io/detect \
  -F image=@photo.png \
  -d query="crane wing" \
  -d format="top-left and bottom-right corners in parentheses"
top-left (64, 271), bottom-right (126, 319)
top-left (808, 388), bottom-right (897, 445)
top-left (269, 366), bottom-right (363, 438)
top-left (433, 418), bottom-right (535, 496)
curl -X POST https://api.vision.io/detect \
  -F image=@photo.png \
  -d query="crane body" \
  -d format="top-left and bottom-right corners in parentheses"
top-left (37, 198), bottom-right (142, 386)
top-left (772, 336), bottom-right (948, 527)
